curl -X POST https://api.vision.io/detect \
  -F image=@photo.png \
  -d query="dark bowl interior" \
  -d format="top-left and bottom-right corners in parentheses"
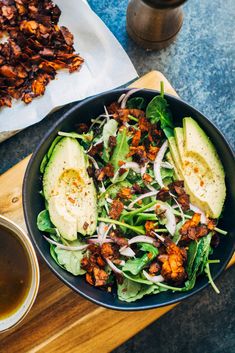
top-left (23, 89), bottom-right (235, 311)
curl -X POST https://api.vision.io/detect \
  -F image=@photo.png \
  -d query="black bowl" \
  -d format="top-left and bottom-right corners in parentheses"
top-left (23, 89), bottom-right (235, 311)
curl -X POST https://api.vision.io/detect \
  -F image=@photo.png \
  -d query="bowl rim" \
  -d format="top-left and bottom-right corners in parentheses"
top-left (23, 88), bottom-right (235, 311)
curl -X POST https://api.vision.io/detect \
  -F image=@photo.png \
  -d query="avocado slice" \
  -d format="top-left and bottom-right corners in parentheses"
top-left (166, 151), bottom-right (181, 180)
top-left (43, 137), bottom-right (97, 240)
top-left (170, 118), bottom-right (225, 218)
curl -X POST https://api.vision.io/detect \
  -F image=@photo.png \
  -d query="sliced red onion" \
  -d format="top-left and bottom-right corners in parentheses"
top-left (120, 88), bottom-right (142, 109)
top-left (106, 258), bottom-right (123, 274)
top-left (190, 203), bottom-right (208, 224)
top-left (101, 224), bottom-right (113, 244)
top-left (88, 238), bottom-right (114, 244)
top-left (161, 161), bottom-right (173, 169)
top-left (128, 191), bottom-right (158, 210)
top-left (43, 236), bottom-right (88, 251)
top-left (128, 235), bottom-right (156, 245)
top-left (154, 140), bottom-right (168, 188)
top-left (140, 163), bottom-right (148, 177)
top-left (119, 246), bottom-right (136, 257)
top-left (143, 270), bottom-right (164, 283)
top-left (122, 162), bottom-right (141, 174)
top-left (118, 93), bottom-right (126, 104)
top-left (155, 201), bottom-right (176, 235)
top-left (152, 232), bottom-right (165, 243)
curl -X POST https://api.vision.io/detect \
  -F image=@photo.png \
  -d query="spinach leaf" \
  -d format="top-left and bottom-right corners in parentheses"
top-left (126, 97), bottom-right (146, 110)
top-left (37, 209), bottom-right (56, 234)
top-left (186, 240), bottom-right (199, 278)
top-left (146, 96), bottom-right (173, 128)
top-left (54, 246), bottom-right (86, 276)
top-left (111, 128), bottom-right (131, 183)
top-left (117, 277), bottom-right (159, 302)
top-left (102, 119), bottom-right (118, 162)
top-left (122, 243), bottom-right (158, 275)
top-left (161, 167), bottom-right (174, 180)
top-left (163, 127), bottom-right (174, 139)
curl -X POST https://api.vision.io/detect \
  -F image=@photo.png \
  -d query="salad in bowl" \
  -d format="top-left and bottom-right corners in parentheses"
top-left (35, 85), bottom-right (228, 303)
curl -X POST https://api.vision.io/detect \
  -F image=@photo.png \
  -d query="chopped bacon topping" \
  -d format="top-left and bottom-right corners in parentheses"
top-left (169, 181), bottom-right (190, 211)
top-left (0, 0), bottom-right (83, 108)
top-left (148, 261), bottom-right (161, 275)
top-left (109, 199), bottom-right (124, 220)
top-left (179, 213), bottom-right (209, 242)
top-left (145, 221), bottom-right (156, 236)
top-left (95, 163), bottom-right (114, 181)
top-left (142, 173), bottom-right (153, 183)
top-left (88, 142), bottom-right (103, 157)
top-left (158, 239), bottom-right (187, 285)
top-left (117, 187), bottom-right (132, 200)
top-left (109, 230), bottom-right (128, 247)
top-left (147, 145), bottom-right (159, 161)
top-left (131, 129), bottom-right (141, 147)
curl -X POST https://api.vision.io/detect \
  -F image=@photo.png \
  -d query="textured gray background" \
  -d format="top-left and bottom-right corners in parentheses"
top-left (0, 0), bottom-right (234, 352)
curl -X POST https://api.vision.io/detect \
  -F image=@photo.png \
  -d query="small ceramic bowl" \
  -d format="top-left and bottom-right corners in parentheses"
top-left (0, 215), bottom-right (40, 332)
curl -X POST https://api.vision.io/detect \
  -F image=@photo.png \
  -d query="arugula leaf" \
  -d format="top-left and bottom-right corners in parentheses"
top-left (111, 128), bottom-right (131, 183)
top-left (102, 119), bottom-right (118, 162)
top-left (126, 97), bottom-right (146, 110)
top-left (146, 96), bottom-right (173, 128)
top-left (204, 262), bottom-right (220, 294)
top-left (123, 271), bottom-right (153, 285)
top-left (98, 180), bottom-right (132, 207)
top-left (122, 243), bottom-right (158, 275)
top-left (37, 209), bottom-right (56, 234)
top-left (161, 167), bottom-right (174, 180)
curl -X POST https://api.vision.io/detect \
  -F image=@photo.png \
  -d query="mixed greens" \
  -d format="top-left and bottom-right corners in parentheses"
top-left (37, 85), bottom-right (227, 302)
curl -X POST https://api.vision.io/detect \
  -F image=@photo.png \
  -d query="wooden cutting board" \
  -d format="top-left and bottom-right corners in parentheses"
top-left (0, 71), bottom-right (234, 353)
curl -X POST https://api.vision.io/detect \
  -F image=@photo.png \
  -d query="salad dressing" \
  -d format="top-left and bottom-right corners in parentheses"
top-left (0, 225), bottom-right (31, 319)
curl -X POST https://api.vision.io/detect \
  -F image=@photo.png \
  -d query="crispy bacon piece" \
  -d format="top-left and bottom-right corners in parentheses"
top-left (95, 163), bottom-right (114, 181)
top-left (145, 221), bottom-right (155, 236)
top-left (158, 239), bottom-right (187, 285)
top-left (117, 187), bottom-right (132, 200)
top-left (107, 101), bottom-right (120, 114)
top-left (109, 199), bottom-right (124, 220)
top-left (0, 0), bottom-right (84, 108)
top-left (109, 230), bottom-right (128, 247)
top-left (88, 142), bottom-right (103, 157)
top-left (113, 108), bottom-right (145, 124)
top-left (149, 261), bottom-right (161, 275)
top-left (169, 180), bottom-right (190, 211)
top-left (101, 242), bottom-right (119, 259)
top-left (131, 129), bottom-right (141, 147)
top-left (147, 145), bottom-right (159, 161)
top-left (157, 187), bottom-right (171, 201)
top-left (179, 213), bottom-right (210, 242)
top-left (93, 267), bottom-right (109, 287)
top-left (138, 116), bottom-right (149, 132)
top-left (127, 145), bottom-right (147, 166)
top-left (142, 173), bottom-right (153, 183)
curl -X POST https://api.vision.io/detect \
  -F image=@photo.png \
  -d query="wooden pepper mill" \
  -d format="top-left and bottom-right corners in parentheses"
top-left (126, 0), bottom-right (187, 50)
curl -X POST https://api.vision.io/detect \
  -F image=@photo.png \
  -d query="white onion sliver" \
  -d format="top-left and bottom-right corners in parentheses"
top-left (119, 246), bottom-right (136, 257)
top-left (122, 162), bottom-right (141, 174)
top-left (106, 258), bottom-right (123, 274)
top-left (103, 105), bottom-right (110, 121)
top-left (155, 201), bottom-right (176, 235)
top-left (120, 88), bottom-right (142, 109)
top-left (152, 232), bottom-right (165, 243)
top-left (88, 238), bottom-right (114, 244)
top-left (43, 236), bottom-right (88, 251)
top-left (143, 270), bottom-right (164, 283)
top-left (161, 161), bottom-right (173, 169)
top-left (128, 191), bottom-right (158, 210)
top-left (118, 93), bottom-right (126, 104)
top-left (128, 235), bottom-right (156, 245)
top-left (154, 140), bottom-right (169, 188)
top-left (101, 224), bottom-right (113, 244)
top-left (190, 203), bottom-right (208, 224)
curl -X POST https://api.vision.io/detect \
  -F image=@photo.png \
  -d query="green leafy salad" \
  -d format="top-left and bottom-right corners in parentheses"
top-left (37, 85), bottom-right (227, 302)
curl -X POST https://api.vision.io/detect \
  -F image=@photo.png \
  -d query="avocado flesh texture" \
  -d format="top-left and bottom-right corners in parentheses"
top-left (43, 137), bottom-right (97, 240)
top-left (169, 119), bottom-right (225, 218)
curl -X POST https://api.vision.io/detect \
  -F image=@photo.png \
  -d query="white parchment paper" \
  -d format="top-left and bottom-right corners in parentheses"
top-left (0, 0), bottom-right (137, 132)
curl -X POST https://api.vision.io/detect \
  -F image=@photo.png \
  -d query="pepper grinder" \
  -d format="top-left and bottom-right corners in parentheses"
top-left (126, 0), bottom-right (187, 50)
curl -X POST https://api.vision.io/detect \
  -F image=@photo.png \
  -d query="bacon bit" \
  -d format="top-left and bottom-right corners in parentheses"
top-left (147, 145), bottom-right (159, 161)
top-left (96, 163), bottom-right (114, 181)
top-left (207, 219), bottom-right (216, 230)
top-left (127, 146), bottom-right (147, 166)
top-left (180, 213), bottom-right (209, 242)
top-left (145, 221), bottom-right (155, 236)
top-left (108, 135), bottom-right (117, 149)
top-left (107, 101), bottom-right (120, 114)
top-left (93, 267), bottom-right (109, 287)
top-left (131, 129), bottom-right (141, 147)
top-left (118, 168), bottom-right (127, 176)
top-left (101, 242), bottom-right (119, 259)
top-left (85, 273), bottom-right (94, 286)
top-left (132, 183), bottom-right (143, 194)
top-left (117, 187), bottom-right (132, 200)
top-left (200, 180), bottom-right (204, 187)
top-left (149, 262), bottom-right (161, 275)
top-left (157, 188), bottom-right (171, 201)
top-left (169, 181), bottom-right (190, 211)
top-left (113, 108), bottom-right (145, 124)
top-left (143, 173), bottom-right (153, 183)
top-left (109, 230), bottom-right (128, 247)
top-left (177, 193), bottom-right (190, 211)
top-left (109, 199), bottom-right (124, 220)
top-left (88, 142), bottom-right (103, 157)
top-left (118, 160), bottom-right (125, 167)
top-left (194, 167), bottom-right (199, 173)
top-left (158, 240), bottom-right (187, 285)
top-left (138, 116), bottom-right (150, 132)
top-left (137, 200), bottom-right (142, 205)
